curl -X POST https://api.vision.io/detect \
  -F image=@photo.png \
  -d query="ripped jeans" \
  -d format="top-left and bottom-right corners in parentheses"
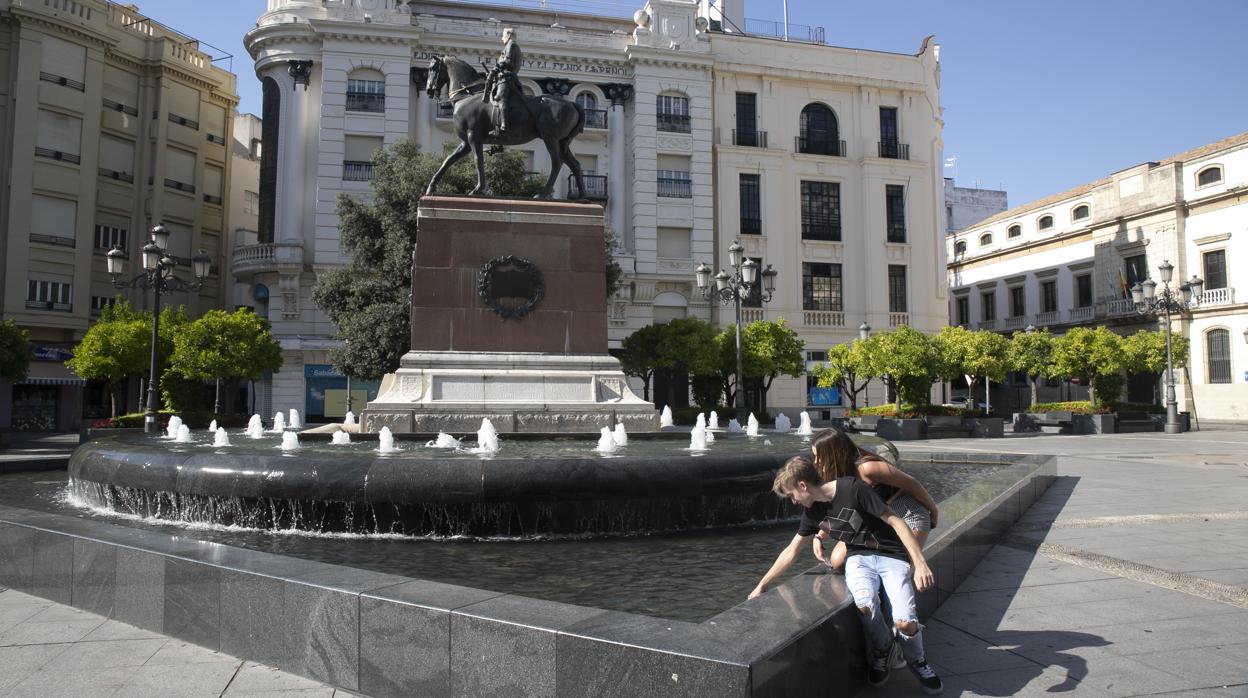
top-left (845, 553), bottom-right (926, 663)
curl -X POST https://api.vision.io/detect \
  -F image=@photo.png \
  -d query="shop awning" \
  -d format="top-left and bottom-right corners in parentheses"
top-left (18, 362), bottom-right (86, 386)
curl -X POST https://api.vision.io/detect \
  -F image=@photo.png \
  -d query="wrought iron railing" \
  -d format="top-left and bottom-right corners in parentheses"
top-left (35, 147), bottom-right (80, 164)
top-left (346, 92), bottom-right (385, 113)
top-left (168, 113), bottom-right (199, 130)
top-left (795, 137), bottom-right (845, 157)
top-left (568, 174), bottom-right (608, 200)
top-left (165, 178), bottom-right (195, 193)
top-left (343, 161), bottom-right (375, 182)
top-left (657, 113), bottom-right (691, 133)
top-left (102, 98), bottom-right (138, 116)
top-left (30, 233), bottom-right (75, 248)
top-left (98, 168), bottom-right (134, 183)
top-left (732, 129), bottom-right (767, 148)
top-left (657, 176), bottom-right (692, 198)
top-left (878, 140), bottom-right (910, 160)
top-left (583, 109), bottom-right (607, 129)
top-left (740, 218), bottom-right (762, 235)
top-left (39, 71), bottom-right (85, 91)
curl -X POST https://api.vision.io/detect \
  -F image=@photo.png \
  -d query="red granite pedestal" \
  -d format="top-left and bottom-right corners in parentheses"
top-left (362, 196), bottom-right (656, 433)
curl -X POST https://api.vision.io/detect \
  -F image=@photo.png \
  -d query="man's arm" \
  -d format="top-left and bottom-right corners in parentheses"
top-left (884, 513), bottom-right (934, 592)
top-left (749, 533), bottom-right (810, 599)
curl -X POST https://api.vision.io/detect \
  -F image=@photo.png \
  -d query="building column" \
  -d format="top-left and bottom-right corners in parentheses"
top-left (411, 67), bottom-right (432, 151)
top-left (279, 60), bottom-right (313, 244)
top-left (605, 83), bottom-right (633, 246)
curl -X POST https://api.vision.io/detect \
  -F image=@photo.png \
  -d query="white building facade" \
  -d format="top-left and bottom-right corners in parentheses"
top-left (944, 178), bottom-right (1006, 233)
top-left (244, 0), bottom-right (946, 419)
top-left (948, 132), bottom-right (1248, 420)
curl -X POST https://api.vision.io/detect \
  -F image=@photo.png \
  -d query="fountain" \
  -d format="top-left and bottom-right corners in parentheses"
top-left (688, 423), bottom-right (709, 451)
top-left (796, 411), bottom-right (814, 436)
top-left (245, 422), bottom-right (265, 439)
top-left (774, 413), bottom-right (791, 433)
top-left (746, 413), bottom-right (760, 437)
top-left (708, 411), bottom-right (720, 430)
top-left (270, 412), bottom-right (286, 433)
top-left (727, 418), bottom-right (743, 434)
top-left (344, 411), bottom-right (356, 426)
top-left (288, 408), bottom-right (303, 429)
top-left (331, 431), bottom-right (351, 445)
top-left (213, 427), bottom-right (231, 447)
top-left (425, 432), bottom-right (460, 449)
top-left (174, 424), bottom-right (193, 443)
top-left (377, 426), bottom-right (399, 453)
top-left (595, 427), bottom-right (617, 454)
top-left (164, 415), bottom-right (183, 439)
top-left (473, 418), bottom-right (500, 454)
top-left (280, 432), bottom-right (300, 451)
top-left (659, 405), bottom-right (673, 427)
top-left (208, 419), bottom-right (218, 433)
top-left (612, 423), bottom-right (628, 447)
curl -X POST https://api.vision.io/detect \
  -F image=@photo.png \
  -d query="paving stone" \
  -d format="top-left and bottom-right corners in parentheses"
top-left (222, 660), bottom-right (332, 694)
top-left (1127, 646), bottom-right (1248, 687)
top-left (0, 642), bottom-right (74, 693)
top-left (80, 619), bottom-right (167, 642)
top-left (52, 637), bottom-right (166, 669)
top-left (0, 616), bottom-right (107, 646)
top-left (143, 639), bottom-right (241, 666)
top-left (115, 659), bottom-right (242, 697)
top-left (4, 664), bottom-right (134, 698)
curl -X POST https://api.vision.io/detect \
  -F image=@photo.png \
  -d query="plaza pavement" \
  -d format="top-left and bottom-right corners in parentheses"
top-left (1, 428), bottom-right (1246, 696)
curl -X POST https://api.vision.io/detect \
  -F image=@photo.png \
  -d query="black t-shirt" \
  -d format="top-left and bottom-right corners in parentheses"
top-left (797, 477), bottom-right (909, 562)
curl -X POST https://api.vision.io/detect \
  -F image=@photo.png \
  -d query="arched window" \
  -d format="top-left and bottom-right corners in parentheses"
top-left (1072, 204), bottom-right (1090, 221)
top-left (575, 92), bottom-right (597, 111)
top-left (1206, 329), bottom-right (1232, 383)
top-left (979, 233), bottom-right (993, 247)
top-left (954, 240), bottom-right (966, 255)
top-left (1197, 166), bottom-right (1223, 187)
top-left (798, 103), bottom-right (840, 156)
top-left (1038, 215), bottom-right (1054, 230)
top-left (576, 92), bottom-right (606, 129)
top-left (1007, 224), bottom-right (1021, 238)
top-left (346, 68), bottom-right (385, 113)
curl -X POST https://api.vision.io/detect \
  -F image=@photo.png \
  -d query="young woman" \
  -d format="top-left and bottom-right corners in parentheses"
top-left (809, 428), bottom-right (939, 568)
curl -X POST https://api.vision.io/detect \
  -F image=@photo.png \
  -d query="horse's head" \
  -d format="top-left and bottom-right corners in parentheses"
top-left (425, 56), bottom-right (445, 99)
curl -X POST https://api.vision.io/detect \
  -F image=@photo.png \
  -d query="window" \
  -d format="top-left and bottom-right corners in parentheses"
top-left (1203, 250), bottom-right (1226, 290)
top-left (798, 103), bottom-right (839, 155)
top-left (954, 240), bottom-right (966, 256)
top-left (346, 75), bottom-right (386, 113)
top-left (30, 195), bottom-right (77, 247)
top-left (1076, 274), bottom-right (1093, 308)
top-left (167, 82), bottom-right (201, 128)
top-left (656, 94), bottom-right (690, 133)
top-left (946, 205), bottom-right (953, 231)
top-left (800, 180), bottom-right (840, 241)
top-left (888, 265), bottom-right (907, 313)
top-left (36, 110), bottom-right (82, 163)
top-left (576, 93), bottom-right (605, 129)
top-left (739, 174), bottom-right (761, 234)
top-left (981, 291), bottom-right (996, 323)
top-left (576, 92), bottom-right (597, 111)
top-left (878, 106), bottom-right (903, 158)
top-left (1206, 329), bottom-right (1232, 384)
top-left (657, 170), bottom-right (692, 198)
top-left (979, 233), bottom-right (993, 247)
top-left (1008, 224), bottom-right (1021, 238)
top-left (344, 135), bottom-right (382, 181)
top-left (1038, 215), bottom-right (1054, 230)
top-left (955, 296), bottom-right (969, 326)
top-left (1041, 280), bottom-right (1057, 313)
top-left (734, 92), bottom-right (760, 146)
top-left (94, 224), bottom-right (126, 252)
top-left (1072, 204), bottom-right (1090, 221)
top-left (26, 279), bottom-right (72, 310)
top-left (1197, 166), bottom-right (1223, 187)
top-left (102, 66), bottom-right (139, 116)
top-left (165, 148), bottom-right (196, 191)
top-left (1009, 286), bottom-right (1025, 318)
top-left (886, 185), bottom-right (906, 243)
top-left (802, 263), bottom-right (842, 311)
top-left (244, 191), bottom-right (259, 215)
top-left (41, 36), bottom-right (86, 90)
top-left (1124, 253), bottom-right (1149, 287)
top-left (98, 135), bottom-right (134, 181)
top-left (90, 295), bottom-right (117, 314)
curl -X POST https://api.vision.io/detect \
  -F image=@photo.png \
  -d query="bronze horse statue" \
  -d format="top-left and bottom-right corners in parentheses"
top-left (424, 56), bottom-right (587, 199)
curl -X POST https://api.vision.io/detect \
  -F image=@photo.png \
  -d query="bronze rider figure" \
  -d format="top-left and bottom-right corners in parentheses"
top-left (484, 27), bottom-right (523, 138)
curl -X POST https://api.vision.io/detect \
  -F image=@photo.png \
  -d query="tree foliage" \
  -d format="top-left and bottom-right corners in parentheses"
top-left (1049, 326), bottom-right (1126, 405)
top-left (170, 309), bottom-right (283, 383)
top-left (617, 323), bottom-right (666, 401)
top-left (813, 339), bottom-right (874, 411)
top-left (863, 325), bottom-right (938, 411)
top-left (655, 317), bottom-right (719, 376)
top-left (65, 301), bottom-right (149, 417)
top-left (933, 325), bottom-right (1008, 403)
top-left (1122, 329), bottom-right (1189, 374)
top-left (1006, 328), bottom-right (1055, 406)
top-left (0, 318), bottom-right (34, 384)
top-left (741, 318), bottom-right (805, 393)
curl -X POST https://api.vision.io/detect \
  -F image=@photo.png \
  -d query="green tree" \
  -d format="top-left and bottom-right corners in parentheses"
top-left (169, 309), bottom-right (283, 413)
top-left (1050, 326), bottom-right (1126, 406)
top-left (813, 339), bottom-right (874, 411)
top-left (1122, 329), bottom-right (1189, 406)
top-left (741, 318), bottom-right (805, 404)
top-left (863, 325), bottom-right (937, 412)
top-left (653, 317), bottom-right (718, 408)
top-left (617, 323), bottom-right (667, 401)
top-left (1006, 328), bottom-right (1055, 406)
top-left (313, 140), bottom-right (553, 380)
top-left (65, 301), bottom-right (149, 417)
top-left (0, 318), bottom-right (34, 385)
top-left (933, 325), bottom-right (1008, 407)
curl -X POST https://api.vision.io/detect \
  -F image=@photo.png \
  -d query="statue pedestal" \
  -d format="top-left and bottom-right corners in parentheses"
top-left (362, 196), bottom-right (656, 433)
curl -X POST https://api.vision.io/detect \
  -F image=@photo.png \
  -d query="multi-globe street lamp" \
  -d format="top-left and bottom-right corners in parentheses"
top-left (695, 240), bottom-right (778, 424)
top-left (1129, 260), bottom-right (1203, 435)
top-left (106, 224), bottom-right (211, 434)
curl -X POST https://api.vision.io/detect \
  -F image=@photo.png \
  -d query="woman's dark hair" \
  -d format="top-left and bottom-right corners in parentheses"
top-left (811, 428), bottom-right (869, 482)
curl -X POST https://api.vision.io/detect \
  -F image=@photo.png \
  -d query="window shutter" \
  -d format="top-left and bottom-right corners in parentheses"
top-left (31, 195), bottom-right (77, 241)
top-left (167, 82), bottom-right (200, 121)
top-left (344, 135), bottom-right (383, 162)
top-left (41, 36), bottom-right (86, 83)
top-left (203, 165), bottom-right (223, 198)
top-left (99, 135), bottom-right (135, 173)
top-left (104, 66), bottom-right (140, 106)
top-left (36, 110), bottom-right (82, 154)
top-left (166, 148), bottom-right (196, 185)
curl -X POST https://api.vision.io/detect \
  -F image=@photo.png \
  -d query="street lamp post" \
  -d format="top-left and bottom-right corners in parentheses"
top-left (107, 224), bottom-right (211, 434)
top-left (1130, 260), bottom-right (1203, 435)
top-left (695, 240), bottom-right (778, 424)
top-left (859, 322), bottom-right (871, 407)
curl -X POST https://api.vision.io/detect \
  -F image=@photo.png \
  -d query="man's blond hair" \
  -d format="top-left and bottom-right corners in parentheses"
top-left (772, 456), bottom-right (824, 496)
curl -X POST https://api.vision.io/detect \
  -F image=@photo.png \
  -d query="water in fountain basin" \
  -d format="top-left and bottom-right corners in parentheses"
top-left (245, 423), bottom-right (265, 439)
top-left (727, 418), bottom-right (743, 433)
top-left (208, 419), bottom-right (218, 433)
top-left (378, 427), bottom-right (399, 453)
top-left (344, 411), bottom-right (356, 426)
top-left (270, 412), bottom-right (286, 433)
top-left (331, 431), bottom-right (351, 445)
top-left (774, 413), bottom-right (791, 433)
top-left (426, 432), bottom-right (460, 449)
top-left (596, 427), bottom-right (617, 454)
top-left (280, 432), bottom-right (300, 451)
top-left (289, 409), bottom-right (303, 429)
top-left (474, 419), bottom-right (500, 454)
top-left (612, 423), bottom-right (628, 447)
top-left (746, 414), bottom-right (760, 437)
top-left (709, 411), bottom-right (720, 430)
top-left (796, 411), bottom-right (814, 436)
top-left (659, 405), bottom-right (674, 428)
top-left (213, 428), bottom-right (231, 447)
top-left (174, 425), bottom-right (193, 443)
top-left (165, 416), bottom-right (183, 439)
top-left (689, 424), bottom-right (708, 450)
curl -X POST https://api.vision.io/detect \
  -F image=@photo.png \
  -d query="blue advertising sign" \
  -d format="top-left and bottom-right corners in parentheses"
top-left (33, 345), bottom-right (74, 362)
top-left (808, 386), bottom-right (840, 406)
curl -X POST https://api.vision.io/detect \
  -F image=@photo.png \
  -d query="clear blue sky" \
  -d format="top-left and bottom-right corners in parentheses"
top-left (142, 0), bottom-right (1248, 207)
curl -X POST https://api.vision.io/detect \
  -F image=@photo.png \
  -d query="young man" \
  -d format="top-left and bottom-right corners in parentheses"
top-left (749, 457), bottom-right (943, 694)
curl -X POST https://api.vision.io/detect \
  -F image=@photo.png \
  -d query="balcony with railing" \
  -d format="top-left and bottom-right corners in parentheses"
top-left (1034, 310), bottom-right (1061, 326)
top-left (878, 140), bottom-right (910, 160)
top-left (168, 113), bottom-right (199, 130)
top-left (657, 176), bottom-right (692, 199)
top-left (583, 109), bottom-right (607, 129)
top-left (741, 18), bottom-right (826, 44)
top-left (1068, 306), bottom-right (1094, 323)
top-left (889, 313), bottom-right (910, 327)
top-left (98, 168), bottom-right (133, 183)
top-left (1107, 298), bottom-right (1137, 317)
top-left (231, 241), bottom-right (304, 278)
top-left (30, 233), bottom-right (75, 248)
top-left (343, 161), bottom-right (375, 182)
top-left (795, 137), bottom-right (845, 157)
top-left (657, 113), bottom-right (691, 133)
top-left (732, 129), bottom-right (767, 148)
top-left (740, 308), bottom-right (765, 324)
top-left (803, 310), bottom-right (845, 327)
top-left (568, 174), bottom-right (607, 201)
top-left (1198, 287), bottom-right (1235, 307)
top-left (35, 147), bottom-right (80, 164)
top-left (1002, 316), bottom-right (1027, 331)
top-left (40, 71), bottom-right (85, 92)
top-left (165, 178), bottom-right (195, 193)
top-left (346, 92), bottom-right (385, 113)
top-left (977, 319), bottom-right (997, 331)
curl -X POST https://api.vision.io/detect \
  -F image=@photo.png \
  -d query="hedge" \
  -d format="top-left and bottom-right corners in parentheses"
top-left (849, 404), bottom-right (984, 418)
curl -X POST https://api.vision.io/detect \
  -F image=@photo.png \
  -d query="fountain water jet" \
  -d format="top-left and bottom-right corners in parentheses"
top-left (174, 425), bottom-right (193, 443)
top-left (426, 432), bottom-right (460, 449)
top-left (344, 411), bottom-right (356, 426)
top-left (659, 406), bottom-right (674, 427)
top-left (331, 431), bottom-right (351, 445)
top-left (165, 416), bottom-right (183, 439)
top-left (596, 427), bottom-right (617, 454)
top-left (708, 412), bottom-right (720, 430)
top-left (280, 432), bottom-right (300, 451)
top-left (689, 424), bottom-right (709, 450)
top-left (774, 413), bottom-right (791, 433)
top-left (288, 409), bottom-right (303, 429)
top-left (612, 423), bottom-right (628, 447)
top-left (213, 428), bottom-right (231, 447)
top-left (270, 412), bottom-right (286, 433)
top-left (727, 418), bottom-right (743, 434)
top-left (474, 419), bottom-right (500, 454)
top-left (746, 414), bottom-right (760, 437)
top-left (378, 427), bottom-right (400, 453)
top-left (796, 411), bottom-right (814, 436)
top-left (245, 422), bottom-right (265, 439)
top-left (208, 419), bottom-right (218, 433)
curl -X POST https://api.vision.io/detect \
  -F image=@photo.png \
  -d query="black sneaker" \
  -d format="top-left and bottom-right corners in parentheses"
top-left (867, 646), bottom-right (892, 687)
top-left (909, 659), bottom-right (943, 695)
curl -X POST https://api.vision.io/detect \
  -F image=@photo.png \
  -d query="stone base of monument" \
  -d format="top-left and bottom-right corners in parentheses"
top-left (362, 350), bottom-right (657, 433)
top-left (362, 195), bottom-right (657, 433)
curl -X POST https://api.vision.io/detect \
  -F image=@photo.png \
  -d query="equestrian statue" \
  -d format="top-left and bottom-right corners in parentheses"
top-left (424, 28), bottom-right (587, 199)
